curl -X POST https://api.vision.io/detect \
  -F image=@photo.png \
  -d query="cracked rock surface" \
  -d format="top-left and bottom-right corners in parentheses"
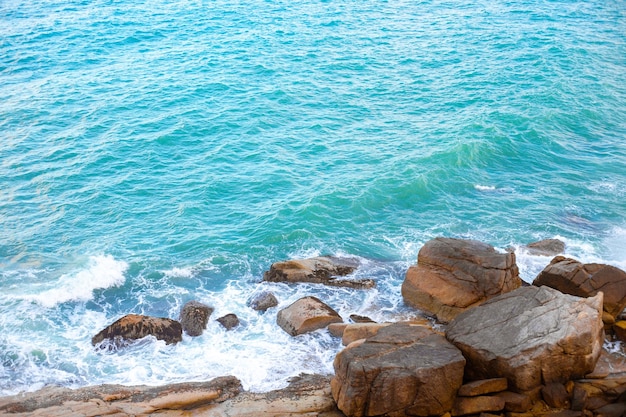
top-left (401, 237), bottom-right (522, 323)
top-left (446, 285), bottom-right (604, 391)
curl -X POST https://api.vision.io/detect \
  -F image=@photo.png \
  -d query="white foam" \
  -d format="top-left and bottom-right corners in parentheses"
top-left (29, 255), bottom-right (128, 308)
top-left (162, 267), bottom-right (195, 278)
top-left (474, 184), bottom-right (496, 191)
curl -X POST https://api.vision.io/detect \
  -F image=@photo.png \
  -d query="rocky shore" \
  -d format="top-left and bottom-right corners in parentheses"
top-left (1, 237), bottom-right (625, 417)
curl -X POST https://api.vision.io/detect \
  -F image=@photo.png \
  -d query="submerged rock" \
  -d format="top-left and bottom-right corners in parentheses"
top-left (263, 256), bottom-right (375, 289)
top-left (401, 238), bottom-right (521, 323)
top-left (277, 296), bottom-right (342, 336)
top-left (332, 323), bottom-right (466, 417)
top-left (179, 300), bottom-right (213, 336)
top-left (92, 314), bottom-right (183, 346)
top-left (446, 286), bottom-right (604, 391)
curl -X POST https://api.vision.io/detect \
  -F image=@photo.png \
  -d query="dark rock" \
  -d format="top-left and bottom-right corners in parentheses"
top-left (542, 382), bottom-right (571, 409)
top-left (446, 286), bottom-right (604, 392)
top-left (277, 296), bottom-right (342, 336)
top-left (263, 256), bottom-right (375, 289)
top-left (349, 314), bottom-right (375, 323)
top-left (216, 314), bottom-right (239, 330)
top-left (401, 237), bottom-right (521, 323)
top-left (179, 300), bottom-right (213, 336)
top-left (533, 256), bottom-right (626, 320)
top-left (493, 391), bottom-right (532, 412)
top-left (92, 314), bottom-right (183, 346)
top-left (331, 323), bottom-right (465, 417)
top-left (247, 290), bottom-right (278, 312)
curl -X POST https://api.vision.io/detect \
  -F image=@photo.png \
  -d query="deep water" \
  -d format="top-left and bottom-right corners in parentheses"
top-left (1, 0), bottom-right (625, 395)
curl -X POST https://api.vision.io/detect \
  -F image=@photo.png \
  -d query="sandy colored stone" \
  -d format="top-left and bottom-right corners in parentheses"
top-left (457, 378), bottom-right (508, 397)
top-left (613, 320), bottom-right (626, 342)
top-left (277, 296), bottom-right (342, 336)
top-left (341, 322), bottom-right (391, 346)
top-left (402, 238), bottom-right (521, 323)
top-left (328, 323), bottom-right (348, 338)
top-left (451, 395), bottom-right (505, 416)
top-left (493, 390), bottom-right (532, 412)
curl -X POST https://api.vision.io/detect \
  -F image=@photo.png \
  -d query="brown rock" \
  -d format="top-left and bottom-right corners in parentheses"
top-left (493, 390), bottom-right (532, 412)
top-left (328, 323), bottom-right (348, 338)
top-left (458, 378), bottom-right (508, 397)
top-left (451, 396), bottom-right (505, 416)
top-left (179, 300), bottom-right (213, 336)
top-left (332, 323), bottom-right (465, 417)
top-left (263, 256), bottom-right (375, 289)
top-left (401, 238), bottom-right (521, 323)
top-left (277, 296), bottom-right (342, 336)
top-left (573, 376), bottom-right (626, 410)
top-left (446, 286), bottom-right (604, 391)
top-left (349, 314), bottom-right (375, 323)
top-left (216, 313), bottom-right (240, 330)
top-left (341, 323), bottom-right (391, 346)
top-left (533, 256), bottom-right (626, 320)
top-left (525, 239), bottom-right (566, 256)
top-left (594, 403), bottom-right (626, 417)
top-left (92, 314), bottom-right (183, 346)
top-left (613, 320), bottom-right (626, 342)
top-left (541, 382), bottom-right (570, 409)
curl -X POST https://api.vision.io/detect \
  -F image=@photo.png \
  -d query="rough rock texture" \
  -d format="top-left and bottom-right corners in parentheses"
top-left (91, 314), bottom-right (183, 346)
top-left (446, 286), bottom-right (604, 391)
top-left (524, 239), bottom-right (566, 256)
top-left (205, 374), bottom-right (344, 417)
top-left (0, 376), bottom-right (242, 416)
top-left (401, 238), bottom-right (522, 323)
top-left (331, 323), bottom-right (466, 417)
top-left (451, 395), bottom-right (506, 416)
top-left (264, 256), bottom-right (375, 289)
top-left (179, 300), bottom-right (213, 336)
top-left (277, 296), bottom-right (343, 336)
top-left (247, 290), bottom-right (278, 312)
top-left (341, 323), bottom-right (391, 346)
top-left (613, 320), bottom-right (626, 342)
top-left (533, 256), bottom-right (626, 320)
top-left (217, 313), bottom-right (240, 330)
top-left (457, 378), bottom-right (508, 397)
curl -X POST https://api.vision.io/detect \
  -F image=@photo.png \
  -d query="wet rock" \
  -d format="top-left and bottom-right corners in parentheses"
top-left (276, 296), bottom-right (342, 336)
top-left (263, 256), bottom-right (375, 289)
top-left (524, 239), bottom-right (566, 256)
top-left (349, 314), bottom-right (374, 323)
top-left (446, 286), bottom-right (604, 391)
top-left (217, 313), bottom-right (240, 330)
top-left (533, 256), bottom-right (626, 320)
top-left (179, 300), bottom-right (213, 336)
top-left (247, 290), bottom-right (278, 312)
top-left (331, 323), bottom-right (465, 417)
top-left (401, 237), bottom-right (521, 323)
top-left (92, 314), bottom-right (183, 346)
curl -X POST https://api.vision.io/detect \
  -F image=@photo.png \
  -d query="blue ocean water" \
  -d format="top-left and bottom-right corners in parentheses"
top-left (1, 0), bottom-right (625, 395)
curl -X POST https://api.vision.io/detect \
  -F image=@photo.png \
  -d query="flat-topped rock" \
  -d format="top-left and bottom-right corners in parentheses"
top-left (446, 286), bottom-right (604, 391)
top-left (332, 323), bottom-right (465, 417)
top-left (263, 256), bottom-right (375, 289)
top-left (402, 238), bottom-right (521, 323)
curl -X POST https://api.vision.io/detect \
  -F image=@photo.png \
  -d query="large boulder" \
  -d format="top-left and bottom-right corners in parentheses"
top-left (92, 314), bottom-right (183, 346)
top-left (264, 256), bottom-right (375, 289)
top-left (401, 238), bottom-right (521, 323)
top-left (179, 300), bottom-right (213, 336)
top-left (277, 296), bottom-right (343, 336)
top-left (446, 286), bottom-right (604, 392)
top-left (331, 323), bottom-right (466, 417)
top-left (533, 256), bottom-right (626, 320)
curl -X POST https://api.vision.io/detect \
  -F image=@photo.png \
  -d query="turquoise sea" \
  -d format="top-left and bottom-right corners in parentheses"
top-left (1, 0), bottom-right (625, 395)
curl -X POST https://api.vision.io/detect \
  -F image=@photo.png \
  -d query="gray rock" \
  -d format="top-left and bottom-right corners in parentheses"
top-left (179, 300), bottom-right (213, 336)
top-left (524, 239), bottom-right (565, 256)
top-left (446, 286), bottom-right (604, 391)
top-left (247, 290), bottom-right (278, 312)
top-left (217, 313), bottom-right (240, 330)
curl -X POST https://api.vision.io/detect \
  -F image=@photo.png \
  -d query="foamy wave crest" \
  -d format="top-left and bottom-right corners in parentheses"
top-left (30, 255), bottom-right (128, 308)
top-left (474, 184), bottom-right (496, 191)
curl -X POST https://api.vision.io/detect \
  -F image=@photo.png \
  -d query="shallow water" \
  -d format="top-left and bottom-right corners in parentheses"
top-left (1, 0), bottom-right (625, 395)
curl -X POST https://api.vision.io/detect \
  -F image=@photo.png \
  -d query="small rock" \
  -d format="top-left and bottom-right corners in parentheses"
top-left (179, 300), bottom-right (213, 336)
top-left (451, 396), bottom-right (506, 416)
top-left (613, 320), bottom-right (626, 342)
top-left (349, 314), bottom-right (375, 323)
top-left (217, 314), bottom-right (239, 330)
top-left (328, 323), bottom-right (348, 338)
top-left (92, 314), bottom-right (182, 346)
top-left (247, 291), bottom-right (278, 312)
top-left (458, 378), bottom-right (508, 397)
top-left (277, 296), bottom-right (342, 336)
top-left (493, 391), bottom-right (532, 412)
top-left (524, 239), bottom-right (566, 256)
top-left (542, 382), bottom-right (570, 409)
